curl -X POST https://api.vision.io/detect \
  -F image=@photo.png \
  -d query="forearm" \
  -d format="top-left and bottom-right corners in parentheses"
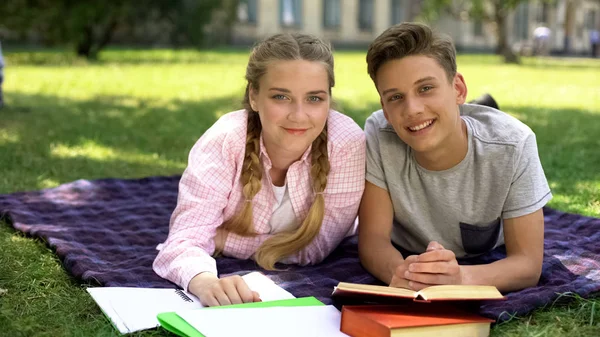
top-left (358, 235), bottom-right (405, 285)
top-left (461, 254), bottom-right (542, 292)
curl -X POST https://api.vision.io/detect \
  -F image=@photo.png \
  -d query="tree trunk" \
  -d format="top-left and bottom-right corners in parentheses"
top-left (75, 19), bottom-right (117, 60)
top-left (494, 5), bottom-right (520, 64)
top-left (76, 25), bottom-right (94, 58)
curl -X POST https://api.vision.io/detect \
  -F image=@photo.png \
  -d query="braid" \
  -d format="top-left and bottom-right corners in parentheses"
top-left (221, 111), bottom-right (263, 239)
top-left (254, 124), bottom-right (329, 270)
top-left (310, 128), bottom-right (330, 194)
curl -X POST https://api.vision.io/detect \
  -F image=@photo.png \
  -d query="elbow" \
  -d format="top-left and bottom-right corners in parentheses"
top-left (517, 257), bottom-right (543, 289)
top-left (525, 264), bottom-right (543, 288)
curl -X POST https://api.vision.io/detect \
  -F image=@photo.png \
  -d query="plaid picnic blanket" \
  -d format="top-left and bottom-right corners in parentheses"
top-left (1, 176), bottom-right (599, 321)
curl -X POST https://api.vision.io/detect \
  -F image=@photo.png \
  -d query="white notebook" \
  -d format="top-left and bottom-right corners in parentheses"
top-left (87, 272), bottom-right (295, 334)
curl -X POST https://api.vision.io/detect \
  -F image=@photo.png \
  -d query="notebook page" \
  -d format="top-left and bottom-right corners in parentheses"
top-left (87, 272), bottom-right (294, 334)
top-left (241, 272), bottom-right (295, 301)
top-left (110, 288), bottom-right (203, 333)
top-left (177, 305), bottom-right (349, 337)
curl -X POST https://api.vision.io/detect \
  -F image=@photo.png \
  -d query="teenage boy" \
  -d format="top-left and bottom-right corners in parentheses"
top-left (358, 23), bottom-right (552, 293)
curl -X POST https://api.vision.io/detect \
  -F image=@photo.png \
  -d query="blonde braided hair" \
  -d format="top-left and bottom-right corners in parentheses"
top-left (221, 33), bottom-right (334, 270)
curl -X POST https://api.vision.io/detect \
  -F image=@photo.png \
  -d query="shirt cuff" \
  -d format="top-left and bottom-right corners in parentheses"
top-left (502, 191), bottom-right (553, 219)
top-left (179, 257), bottom-right (218, 291)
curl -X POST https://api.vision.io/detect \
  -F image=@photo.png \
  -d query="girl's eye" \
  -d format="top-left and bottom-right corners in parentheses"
top-left (308, 96), bottom-right (323, 102)
top-left (273, 94), bottom-right (287, 100)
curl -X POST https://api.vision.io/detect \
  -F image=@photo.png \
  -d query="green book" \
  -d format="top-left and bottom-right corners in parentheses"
top-left (157, 296), bottom-right (324, 337)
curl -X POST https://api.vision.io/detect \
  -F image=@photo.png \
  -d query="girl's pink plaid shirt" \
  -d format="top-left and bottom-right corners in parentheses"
top-left (153, 109), bottom-right (366, 290)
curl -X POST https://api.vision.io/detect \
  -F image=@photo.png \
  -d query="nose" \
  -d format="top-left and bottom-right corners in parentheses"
top-left (287, 101), bottom-right (308, 123)
top-left (404, 95), bottom-right (424, 118)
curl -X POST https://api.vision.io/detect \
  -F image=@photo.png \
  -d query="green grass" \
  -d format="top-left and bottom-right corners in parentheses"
top-left (0, 48), bottom-right (599, 336)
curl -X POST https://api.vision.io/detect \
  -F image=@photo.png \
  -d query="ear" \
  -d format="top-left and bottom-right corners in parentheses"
top-left (453, 73), bottom-right (468, 105)
top-left (249, 84), bottom-right (258, 111)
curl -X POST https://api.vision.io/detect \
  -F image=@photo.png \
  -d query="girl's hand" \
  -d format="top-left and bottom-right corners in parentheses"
top-left (188, 272), bottom-right (261, 307)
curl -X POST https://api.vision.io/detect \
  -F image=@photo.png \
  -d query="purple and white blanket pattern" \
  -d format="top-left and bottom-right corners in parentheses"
top-left (1, 176), bottom-right (599, 321)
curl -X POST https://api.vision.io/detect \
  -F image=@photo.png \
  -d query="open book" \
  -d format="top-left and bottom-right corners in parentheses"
top-left (332, 282), bottom-right (505, 302)
top-left (87, 272), bottom-right (295, 334)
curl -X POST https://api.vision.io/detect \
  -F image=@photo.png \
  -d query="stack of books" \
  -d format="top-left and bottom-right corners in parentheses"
top-left (332, 282), bottom-right (506, 337)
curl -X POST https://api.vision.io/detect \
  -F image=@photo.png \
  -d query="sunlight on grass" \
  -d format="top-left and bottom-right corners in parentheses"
top-left (0, 129), bottom-right (20, 144)
top-left (38, 178), bottom-right (60, 189)
top-left (49, 141), bottom-right (186, 170)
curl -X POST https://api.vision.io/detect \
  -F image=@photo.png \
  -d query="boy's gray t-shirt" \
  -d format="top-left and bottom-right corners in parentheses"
top-left (365, 104), bottom-right (552, 257)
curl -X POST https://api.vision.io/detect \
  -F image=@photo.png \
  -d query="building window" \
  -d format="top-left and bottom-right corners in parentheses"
top-left (513, 2), bottom-right (529, 40)
top-left (238, 0), bottom-right (258, 24)
top-left (358, 0), bottom-right (374, 31)
top-left (391, 0), bottom-right (404, 25)
top-left (280, 0), bottom-right (302, 28)
top-left (537, 2), bottom-right (549, 23)
top-left (323, 0), bottom-right (341, 29)
top-left (473, 19), bottom-right (483, 37)
top-left (586, 11), bottom-right (596, 30)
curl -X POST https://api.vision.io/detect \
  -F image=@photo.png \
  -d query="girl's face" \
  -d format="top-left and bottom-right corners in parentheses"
top-left (249, 59), bottom-right (331, 161)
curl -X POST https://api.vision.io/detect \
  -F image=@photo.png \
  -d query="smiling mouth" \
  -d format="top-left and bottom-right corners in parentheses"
top-left (407, 119), bottom-right (435, 132)
top-left (284, 128), bottom-right (309, 135)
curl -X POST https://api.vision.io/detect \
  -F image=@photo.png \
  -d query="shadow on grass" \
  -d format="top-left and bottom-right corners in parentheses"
top-left (503, 105), bottom-right (600, 216)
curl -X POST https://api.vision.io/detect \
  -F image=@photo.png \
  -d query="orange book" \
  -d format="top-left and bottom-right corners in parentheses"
top-left (340, 304), bottom-right (494, 337)
top-left (332, 282), bottom-right (505, 303)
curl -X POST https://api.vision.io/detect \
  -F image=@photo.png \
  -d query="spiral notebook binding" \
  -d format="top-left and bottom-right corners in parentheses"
top-left (175, 289), bottom-right (193, 302)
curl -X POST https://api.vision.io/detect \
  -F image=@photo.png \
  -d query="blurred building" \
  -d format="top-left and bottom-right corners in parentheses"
top-left (233, 0), bottom-right (600, 54)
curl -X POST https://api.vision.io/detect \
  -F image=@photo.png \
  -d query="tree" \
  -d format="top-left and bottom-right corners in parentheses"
top-left (420, 0), bottom-right (550, 64)
top-left (0, 0), bottom-right (227, 59)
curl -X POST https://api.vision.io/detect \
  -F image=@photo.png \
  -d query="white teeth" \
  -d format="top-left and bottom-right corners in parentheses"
top-left (408, 120), bottom-right (433, 131)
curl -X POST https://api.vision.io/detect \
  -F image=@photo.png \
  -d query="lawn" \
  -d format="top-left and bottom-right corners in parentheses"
top-left (0, 48), bottom-right (599, 336)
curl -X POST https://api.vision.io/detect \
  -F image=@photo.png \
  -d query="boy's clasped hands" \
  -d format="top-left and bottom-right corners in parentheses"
top-left (391, 241), bottom-right (463, 291)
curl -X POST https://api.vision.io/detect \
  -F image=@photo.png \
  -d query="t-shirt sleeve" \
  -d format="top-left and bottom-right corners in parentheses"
top-left (502, 133), bottom-right (552, 219)
top-left (364, 115), bottom-right (389, 191)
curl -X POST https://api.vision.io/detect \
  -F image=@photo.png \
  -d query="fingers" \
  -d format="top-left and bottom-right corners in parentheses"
top-left (389, 255), bottom-right (420, 288)
top-left (426, 241), bottom-right (444, 251)
top-left (200, 293), bottom-right (220, 307)
top-left (406, 280), bottom-right (431, 291)
top-left (196, 275), bottom-right (259, 307)
top-left (221, 278), bottom-right (243, 304)
top-left (252, 291), bottom-right (262, 302)
top-left (417, 249), bottom-right (456, 263)
top-left (408, 261), bottom-right (460, 275)
top-left (232, 276), bottom-right (257, 303)
top-left (212, 287), bottom-right (234, 306)
top-left (404, 270), bottom-right (458, 285)
top-left (389, 274), bottom-right (411, 289)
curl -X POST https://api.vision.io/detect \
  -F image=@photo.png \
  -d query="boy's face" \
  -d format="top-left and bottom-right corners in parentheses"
top-left (375, 55), bottom-right (467, 154)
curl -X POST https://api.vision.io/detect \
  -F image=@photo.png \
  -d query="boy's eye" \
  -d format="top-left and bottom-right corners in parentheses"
top-left (420, 85), bottom-right (433, 92)
top-left (389, 94), bottom-right (403, 102)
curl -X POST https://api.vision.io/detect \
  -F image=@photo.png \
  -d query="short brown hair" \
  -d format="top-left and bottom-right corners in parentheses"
top-left (366, 22), bottom-right (457, 84)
